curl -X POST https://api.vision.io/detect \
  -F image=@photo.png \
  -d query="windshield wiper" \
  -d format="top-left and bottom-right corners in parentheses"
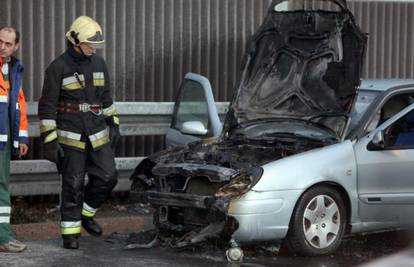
top-left (301, 112), bottom-right (347, 136)
top-left (270, 132), bottom-right (339, 144)
top-left (236, 117), bottom-right (285, 128)
top-left (307, 112), bottom-right (348, 122)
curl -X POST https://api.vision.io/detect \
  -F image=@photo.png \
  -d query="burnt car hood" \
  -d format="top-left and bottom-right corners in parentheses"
top-left (225, 0), bottom-right (367, 140)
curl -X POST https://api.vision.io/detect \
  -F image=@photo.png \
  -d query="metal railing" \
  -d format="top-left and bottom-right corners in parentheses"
top-left (10, 102), bottom-right (229, 196)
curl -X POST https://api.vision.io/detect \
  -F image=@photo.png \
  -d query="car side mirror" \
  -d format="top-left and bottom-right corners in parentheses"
top-left (372, 130), bottom-right (384, 145)
top-left (368, 130), bottom-right (385, 150)
top-left (180, 121), bottom-right (208, 136)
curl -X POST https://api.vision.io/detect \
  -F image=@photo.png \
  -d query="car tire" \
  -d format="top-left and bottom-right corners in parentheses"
top-left (285, 186), bottom-right (347, 256)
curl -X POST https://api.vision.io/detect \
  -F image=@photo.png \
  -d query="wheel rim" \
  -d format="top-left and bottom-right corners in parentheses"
top-left (302, 194), bottom-right (341, 249)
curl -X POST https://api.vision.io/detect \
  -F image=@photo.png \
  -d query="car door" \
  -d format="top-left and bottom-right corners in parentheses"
top-left (165, 73), bottom-right (222, 148)
top-left (354, 102), bottom-right (414, 223)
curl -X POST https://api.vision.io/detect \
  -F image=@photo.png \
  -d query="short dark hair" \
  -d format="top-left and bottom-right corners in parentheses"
top-left (0, 26), bottom-right (20, 44)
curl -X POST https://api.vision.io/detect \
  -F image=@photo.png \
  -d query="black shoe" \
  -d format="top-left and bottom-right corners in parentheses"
top-left (63, 237), bottom-right (79, 249)
top-left (81, 216), bottom-right (103, 237)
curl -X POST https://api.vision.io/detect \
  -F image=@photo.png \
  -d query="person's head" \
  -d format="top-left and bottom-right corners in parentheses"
top-left (0, 26), bottom-right (20, 59)
top-left (66, 16), bottom-right (104, 57)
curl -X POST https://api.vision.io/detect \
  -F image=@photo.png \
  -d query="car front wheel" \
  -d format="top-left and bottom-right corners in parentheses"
top-left (285, 186), bottom-right (347, 256)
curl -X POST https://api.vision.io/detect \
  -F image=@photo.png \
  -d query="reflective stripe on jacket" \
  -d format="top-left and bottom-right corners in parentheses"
top-left (0, 57), bottom-right (29, 151)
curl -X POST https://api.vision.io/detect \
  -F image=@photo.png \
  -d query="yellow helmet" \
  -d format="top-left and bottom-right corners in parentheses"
top-left (66, 16), bottom-right (104, 46)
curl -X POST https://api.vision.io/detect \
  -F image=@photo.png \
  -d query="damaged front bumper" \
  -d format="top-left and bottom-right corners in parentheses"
top-left (228, 189), bottom-right (304, 243)
top-left (140, 187), bottom-right (304, 245)
top-left (141, 190), bottom-right (235, 247)
top-left (130, 162), bottom-right (264, 247)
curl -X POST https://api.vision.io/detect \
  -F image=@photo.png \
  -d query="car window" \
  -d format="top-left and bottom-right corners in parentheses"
top-left (172, 80), bottom-right (209, 132)
top-left (383, 109), bottom-right (414, 148)
top-left (366, 93), bottom-right (414, 132)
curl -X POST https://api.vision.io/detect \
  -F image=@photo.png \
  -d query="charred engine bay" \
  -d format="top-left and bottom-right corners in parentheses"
top-left (150, 134), bottom-right (326, 171)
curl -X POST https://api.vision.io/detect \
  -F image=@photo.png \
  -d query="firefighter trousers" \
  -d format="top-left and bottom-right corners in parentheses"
top-left (59, 142), bottom-right (118, 237)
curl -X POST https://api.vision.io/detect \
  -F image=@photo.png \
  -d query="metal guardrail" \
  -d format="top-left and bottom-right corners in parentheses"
top-left (27, 102), bottom-right (229, 137)
top-left (10, 158), bottom-right (143, 196)
top-left (10, 102), bottom-right (229, 196)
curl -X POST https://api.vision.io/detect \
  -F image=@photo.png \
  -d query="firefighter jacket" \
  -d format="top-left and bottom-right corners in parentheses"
top-left (0, 56), bottom-right (29, 152)
top-left (38, 45), bottom-right (119, 151)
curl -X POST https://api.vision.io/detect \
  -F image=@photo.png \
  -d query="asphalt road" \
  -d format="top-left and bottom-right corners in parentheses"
top-left (0, 230), bottom-right (411, 267)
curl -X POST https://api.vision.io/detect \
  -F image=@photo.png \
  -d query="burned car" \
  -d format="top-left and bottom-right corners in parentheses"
top-left (130, 0), bottom-right (414, 258)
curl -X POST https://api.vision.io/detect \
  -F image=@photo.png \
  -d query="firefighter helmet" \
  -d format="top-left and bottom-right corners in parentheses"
top-left (66, 16), bottom-right (104, 46)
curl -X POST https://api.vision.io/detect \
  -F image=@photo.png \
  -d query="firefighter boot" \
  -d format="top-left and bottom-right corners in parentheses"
top-left (81, 216), bottom-right (102, 237)
top-left (63, 235), bottom-right (79, 249)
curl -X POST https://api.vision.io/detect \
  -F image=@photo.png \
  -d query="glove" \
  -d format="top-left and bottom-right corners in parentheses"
top-left (43, 140), bottom-right (64, 171)
top-left (109, 125), bottom-right (120, 150)
top-left (106, 116), bottom-right (120, 150)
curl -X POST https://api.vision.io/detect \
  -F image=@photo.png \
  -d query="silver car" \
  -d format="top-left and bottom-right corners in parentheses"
top-left (130, 0), bottom-right (414, 257)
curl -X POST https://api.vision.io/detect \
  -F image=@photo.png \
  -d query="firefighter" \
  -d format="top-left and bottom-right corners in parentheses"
top-left (0, 26), bottom-right (28, 253)
top-left (38, 16), bottom-right (120, 249)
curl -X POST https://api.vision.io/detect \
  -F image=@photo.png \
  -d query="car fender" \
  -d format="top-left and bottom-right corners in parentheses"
top-left (251, 140), bottom-right (360, 222)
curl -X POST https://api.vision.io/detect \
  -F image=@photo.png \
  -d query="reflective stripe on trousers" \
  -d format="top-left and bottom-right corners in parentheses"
top-left (82, 202), bottom-right (97, 217)
top-left (61, 221), bottom-right (81, 235)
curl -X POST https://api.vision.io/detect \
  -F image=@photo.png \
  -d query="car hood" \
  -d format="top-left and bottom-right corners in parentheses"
top-left (225, 0), bottom-right (367, 140)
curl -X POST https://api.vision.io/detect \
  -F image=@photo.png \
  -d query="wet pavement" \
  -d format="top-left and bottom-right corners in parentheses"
top-left (0, 230), bottom-right (411, 267)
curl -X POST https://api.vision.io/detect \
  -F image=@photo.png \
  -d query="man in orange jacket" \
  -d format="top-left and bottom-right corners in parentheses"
top-left (0, 26), bottom-right (29, 253)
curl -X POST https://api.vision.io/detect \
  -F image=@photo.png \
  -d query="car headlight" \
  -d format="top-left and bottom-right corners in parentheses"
top-left (215, 166), bottom-right (263, 198)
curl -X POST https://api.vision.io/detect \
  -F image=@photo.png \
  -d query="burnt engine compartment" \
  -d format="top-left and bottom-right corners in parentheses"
top-left (152, 135), bottom-right (327, 170)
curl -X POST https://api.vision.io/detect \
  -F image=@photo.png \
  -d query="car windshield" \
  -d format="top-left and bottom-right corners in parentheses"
top-left (348, 89), bottom-right (382, 133)
top-left (231, 119), bottom-right (337, 143)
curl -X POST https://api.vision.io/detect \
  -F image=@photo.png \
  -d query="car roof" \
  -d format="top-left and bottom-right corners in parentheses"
top-left (360, 79), bottom-right (414, 92)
